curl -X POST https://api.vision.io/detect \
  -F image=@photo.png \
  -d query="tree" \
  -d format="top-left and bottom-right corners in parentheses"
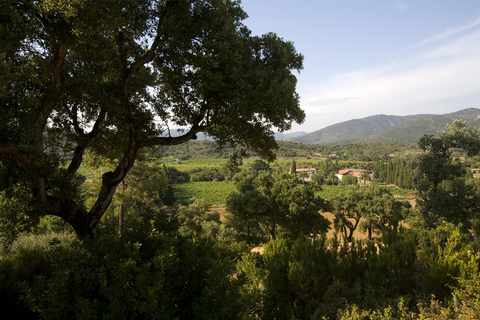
top-left (310, 172), bottom-right (325, 187)
top-left (298, 171), bottom-right (309, 185)
top-left (341, 175), bottom-right (357, 185)
top-left (331, 188), bottom-right (363, 242)
top-left (358, 185), bottom-right (411, 239)
top-left (0, 0), bottom-right (304, 239)
top-left (225, 173), bottom-right (268, 239)
top-left (290, 160), bottom-right (297, 174)
top-left (410, 121), bottom-right (480, 231)
top-left (319, 158), bottom-right (339, 185)
top-left (226, 172), bottom-right (330, 241)
top-left (250, 160), bottom-right (270, 177)
top-left (359, 170), bottom-right (371, 186)
top-left (330, 185), bottom-right (409, 241)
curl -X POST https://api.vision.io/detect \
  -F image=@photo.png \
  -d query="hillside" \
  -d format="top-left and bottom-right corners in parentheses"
top-left (356, 108), bottom-right (480, 145)
top-left (289, 114), bottom-right (429, 145)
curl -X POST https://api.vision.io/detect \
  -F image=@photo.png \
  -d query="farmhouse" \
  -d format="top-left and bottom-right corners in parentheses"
top-left (337, 169), bottom-right (374, 184)
top-left (295, 168), bottom-right (318, 181)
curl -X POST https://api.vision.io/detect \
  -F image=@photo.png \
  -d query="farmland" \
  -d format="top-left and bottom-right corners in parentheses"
top-left (174, 181), bottom-right (235, 206)
top-left (174, 180), bottom-right (411, 207)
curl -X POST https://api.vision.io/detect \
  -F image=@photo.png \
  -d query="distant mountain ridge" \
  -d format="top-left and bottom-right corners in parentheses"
top-left (290, 108), bottom-right (480, 146)
top-left (289, 114), bottom-right (429, 145)
top-left (274, 131), bottom-right (308, 140)
top-left (161, 109), bottom-right (480, 146)
top-left (356, 108), bottom-right (480, 145)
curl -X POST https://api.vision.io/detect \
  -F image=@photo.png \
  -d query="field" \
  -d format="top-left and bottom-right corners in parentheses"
top-left (174, 181), bottom-right (412, 206)
top-left (174, 181), bottom-right (235, 205)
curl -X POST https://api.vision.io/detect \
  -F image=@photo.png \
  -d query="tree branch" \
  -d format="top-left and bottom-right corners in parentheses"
top-left (126, 1), bottom-right (172, 78)
top-left (65, 108), bottom-right (108, 177)
top-left (143, 124), bottom-right (207, 148)
top-left (0, 142), bottom-right (31, 171)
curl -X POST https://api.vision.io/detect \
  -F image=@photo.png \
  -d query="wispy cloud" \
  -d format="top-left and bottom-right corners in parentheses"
top-left (298, 27), bottom-right (480, 132)
top-left (413, 16), bottom-right (480, 48)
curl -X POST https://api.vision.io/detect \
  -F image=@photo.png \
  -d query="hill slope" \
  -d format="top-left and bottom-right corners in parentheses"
top-left (290, 114), bottom-right (429, 145)
top-left (356, 108), bottom-right (480, 145)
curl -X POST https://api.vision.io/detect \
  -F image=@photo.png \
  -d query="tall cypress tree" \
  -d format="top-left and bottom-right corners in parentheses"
top-left (387, 158), bottom-right (394, 183)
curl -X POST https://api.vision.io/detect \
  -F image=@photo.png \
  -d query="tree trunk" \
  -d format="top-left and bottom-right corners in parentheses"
top-left (119, 180), bottom-right (125, 235)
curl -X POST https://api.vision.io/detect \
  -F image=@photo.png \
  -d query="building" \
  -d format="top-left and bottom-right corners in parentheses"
top-left (336, 169), bottom-right (374, 184)
top-left (295, 168), bottom-right (318, 181)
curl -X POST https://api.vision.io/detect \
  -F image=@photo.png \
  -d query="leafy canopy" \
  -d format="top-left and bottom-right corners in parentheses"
top-left (0, 0), bottom-right (305, 239)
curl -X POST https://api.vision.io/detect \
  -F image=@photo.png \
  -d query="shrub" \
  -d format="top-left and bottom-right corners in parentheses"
top-left (190, 172), bottom-right (207, 182)
top-left (342, 175), bottom-right (358, 185)
top-left (18, 211), bottom-right (244, 319)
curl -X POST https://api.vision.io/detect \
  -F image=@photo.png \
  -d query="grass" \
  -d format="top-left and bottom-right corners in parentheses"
top-left (174, 181), bottom-right (235, 206)
top-left (316, 185), bottom-right (352, 200)
top-left (174, 182), bottom-right (413, 206)
top-left (167, 164), bottom-right (221, 171)
top-left (179, 159), bottom-right (228, 166)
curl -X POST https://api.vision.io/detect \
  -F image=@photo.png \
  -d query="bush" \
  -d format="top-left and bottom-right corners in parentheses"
top-left (17, 211), bottom-right (244, 319)
top-left (0, 232), bottom-right (78, 319)
top-left (342, 175), bottom-right (358, 185)
top-left (190, 172), bottom-right (207, 182)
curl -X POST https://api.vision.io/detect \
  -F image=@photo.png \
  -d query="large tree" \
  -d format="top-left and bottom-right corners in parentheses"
top-left (410, 121), bottom-right (480, 231)
top-left (0, 0), bottom-right (305, 239)
top-left (226, 172), bottom-right (330, 240)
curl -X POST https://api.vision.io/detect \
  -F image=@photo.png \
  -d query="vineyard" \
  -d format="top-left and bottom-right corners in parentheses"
top-left (174, 181), bottom-right (236, 205)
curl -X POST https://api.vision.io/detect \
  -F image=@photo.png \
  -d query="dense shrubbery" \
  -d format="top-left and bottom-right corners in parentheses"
top-left (238, 226), bottom-right (480, 320)
top-left (1, 210), bottom-right (480, 319)
top-left (2, 123), bottom-right (480, 319)
top-left (1, 210), bottom-right (244, 319)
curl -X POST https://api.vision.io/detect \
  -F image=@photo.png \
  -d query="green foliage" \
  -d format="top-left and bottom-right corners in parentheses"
top-left (374, 156), bottom-right (415, 189)
top-left (0, 0), bottom-right (305, 238)
top-left (330, 185), bottom-right (410, 241)
top-left (359, 170), bottom-right (372, 185)
top-left (237, 224), bottom-right (480, 320)
top-left (310, 172), bottom-right (325, 187)
top-left (163, 165), bottom-right (190, 183)
top-left (0, 232), bottom-right (79, 319)
top-left (413, 121), bottom-right (480, 231)
top-left (2, 213), bottom-right (480, 319)
top-left (190, 172), bottom-right (207, 182)
top-left (342, 175), bottom-right (358, 185)
top-left (319, 158), bottom-right (340, 185)
top-left (176, 198), bottom-right (235, 240)
top-left (226, 172), bottom-right (330, 241)
top-left (290, 160), bottom-right (296, 174)
top-left (15, 210), bottom-right (243, 319)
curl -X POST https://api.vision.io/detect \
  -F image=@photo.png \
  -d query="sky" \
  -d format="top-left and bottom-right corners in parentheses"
top-left (240, 0), bottom-right (480, 133)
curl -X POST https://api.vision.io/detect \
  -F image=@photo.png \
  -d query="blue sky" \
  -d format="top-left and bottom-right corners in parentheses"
top-left (240, 0), bottom-right (480, 133)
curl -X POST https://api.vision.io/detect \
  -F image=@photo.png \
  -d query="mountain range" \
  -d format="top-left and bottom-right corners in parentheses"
top-left (289, 108), bottom-right (480, 145)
